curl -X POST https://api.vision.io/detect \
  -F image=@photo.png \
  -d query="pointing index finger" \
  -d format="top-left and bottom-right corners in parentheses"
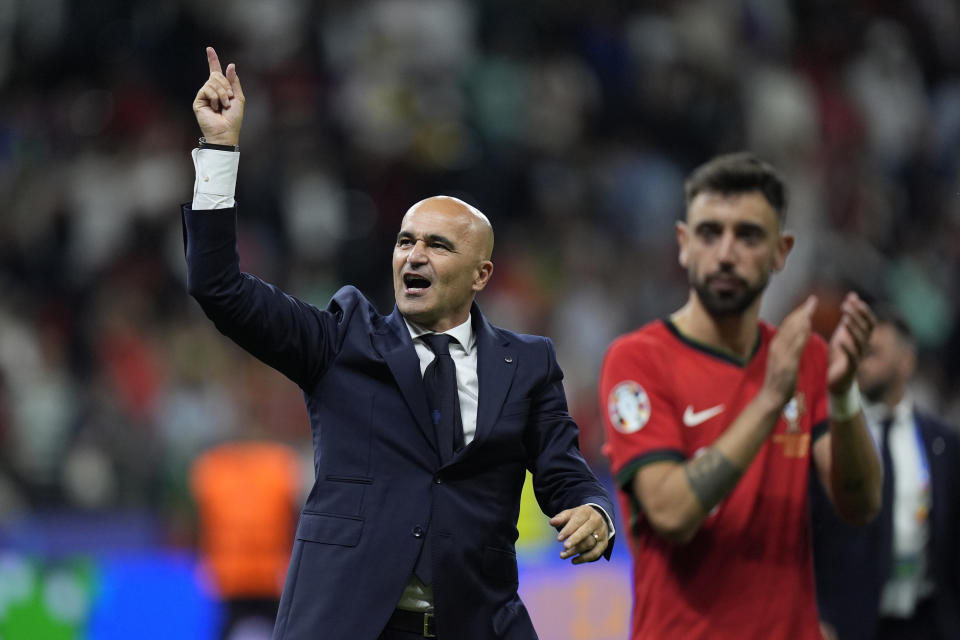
top-left (206, 46), bottom-right (223, 75)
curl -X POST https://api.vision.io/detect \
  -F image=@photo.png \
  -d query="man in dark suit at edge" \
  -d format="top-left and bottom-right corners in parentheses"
top-left (183, 47), bottom-right (615, 640)
top-left (812, 309), bottom-right (960, 640)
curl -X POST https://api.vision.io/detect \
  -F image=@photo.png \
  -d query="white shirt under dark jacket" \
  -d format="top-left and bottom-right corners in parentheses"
top-left (192, 148), bottom-right (614, 613)
top-left (864, 396), bottom-right (934, 617)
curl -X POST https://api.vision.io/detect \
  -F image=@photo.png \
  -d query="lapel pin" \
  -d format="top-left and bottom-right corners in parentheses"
top-left (504, 356), bottom-right (513, 363)
top-left (933, 437), bottom-right (945, 456)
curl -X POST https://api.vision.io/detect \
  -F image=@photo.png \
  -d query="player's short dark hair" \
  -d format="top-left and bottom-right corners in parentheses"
top-left (684, 152), bottom-right (788, 223)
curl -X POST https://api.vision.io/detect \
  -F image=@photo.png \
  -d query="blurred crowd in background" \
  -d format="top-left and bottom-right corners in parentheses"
top-left (1, 0), bottom-right (959, 545)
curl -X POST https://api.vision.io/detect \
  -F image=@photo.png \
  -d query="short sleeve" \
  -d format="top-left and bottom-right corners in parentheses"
top-left (599, 333), bottom-right (685, 490)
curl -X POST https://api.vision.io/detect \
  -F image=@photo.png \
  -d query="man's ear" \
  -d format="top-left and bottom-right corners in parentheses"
top-left (472, 261), bottom-right (494, 292)
top-left (676, 221), bottom-right (689, 268)
top-left (773, 232), bottom-right (795, 272)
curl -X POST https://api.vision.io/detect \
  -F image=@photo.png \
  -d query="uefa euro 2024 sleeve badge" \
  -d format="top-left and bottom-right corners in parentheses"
top-left (773, 392), bottom-right (809, 458)
top-left (608, 381), bottom-right (651, 434)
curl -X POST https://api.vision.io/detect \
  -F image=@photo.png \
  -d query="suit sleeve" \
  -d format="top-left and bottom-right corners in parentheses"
top-left (522, 337), bottom-right (615, 555)
top-left (182, 204), bottom-right (346, 390)
top-left (599, 334), bottom-right (685, 491)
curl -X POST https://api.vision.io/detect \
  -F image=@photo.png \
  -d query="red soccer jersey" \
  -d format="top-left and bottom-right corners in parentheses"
top-left (600, 319), bottom-right (829, 640)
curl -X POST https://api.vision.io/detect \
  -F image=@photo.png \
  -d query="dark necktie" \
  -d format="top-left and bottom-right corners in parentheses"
top-left (880, 417), bottom-right (894, 518)
top-left (420, 333), bottom-right (465, 462)
top-left (880, 417), bottom-right (893, 468)
top-left (413, 334), bottom-right (464, 586)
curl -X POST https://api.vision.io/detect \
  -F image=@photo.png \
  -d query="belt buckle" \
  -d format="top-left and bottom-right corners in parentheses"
top-left (423, 612), bottom-right (436, 638)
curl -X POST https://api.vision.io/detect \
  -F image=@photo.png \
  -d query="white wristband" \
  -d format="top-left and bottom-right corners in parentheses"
top-left (829, 382), bottom-right (861, 422)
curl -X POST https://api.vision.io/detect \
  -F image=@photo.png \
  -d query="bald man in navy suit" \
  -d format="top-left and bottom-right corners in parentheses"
top-left (183, 47), bottom-right (615, 640)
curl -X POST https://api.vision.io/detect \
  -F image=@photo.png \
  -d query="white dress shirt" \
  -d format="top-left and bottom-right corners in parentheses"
top-left (864, 396), bottom-right (934, 617)
top-left (404, 316), bottom-right (479, 445)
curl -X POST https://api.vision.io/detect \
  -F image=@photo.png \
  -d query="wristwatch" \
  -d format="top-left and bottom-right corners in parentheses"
top-left (198, 136), bottom-right (239, 152)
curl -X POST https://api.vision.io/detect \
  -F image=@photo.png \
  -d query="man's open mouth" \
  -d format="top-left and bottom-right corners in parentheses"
top-left (403, 273), bottom-right (432, 292)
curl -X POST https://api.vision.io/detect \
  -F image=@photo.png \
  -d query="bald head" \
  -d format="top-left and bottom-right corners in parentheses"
top-left (404, 196), bottom-right (494, 260)
top-left (393, 195), bottom-right (496, 332)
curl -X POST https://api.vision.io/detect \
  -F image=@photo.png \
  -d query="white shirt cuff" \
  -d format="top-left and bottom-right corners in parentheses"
top-left (587, 503), bottom-right (616, 540)
top-left (191, 148), bottom-right (239, 210)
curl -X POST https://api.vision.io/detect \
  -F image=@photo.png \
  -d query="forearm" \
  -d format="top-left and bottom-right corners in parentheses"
top-left (183, 204), bottom-right (243, 301)
top-left (183, 200), bottom-right (332, 389)
top-left (529, 346), bottom-right (614, 519)
top-left (637, 390), bottom-right (784, 544)
top-left (828, 410), bottom-right (883, 524)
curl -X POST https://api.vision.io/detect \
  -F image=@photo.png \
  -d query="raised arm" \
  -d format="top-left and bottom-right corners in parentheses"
top-left (632, 297), bottom-right (816, 544)
top-left (812, 292), bottom-right (883, 525)
top-left (184, 47), bottom-right (339, 390)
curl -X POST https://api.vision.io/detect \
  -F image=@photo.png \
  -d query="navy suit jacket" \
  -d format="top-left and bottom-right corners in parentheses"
top-left (810, 411), bottom-right (960, 640)
top-left (182, 205), bottom-right (615, 640)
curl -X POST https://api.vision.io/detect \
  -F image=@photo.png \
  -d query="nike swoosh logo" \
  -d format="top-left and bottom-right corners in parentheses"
top-left (683, 404), bottom-right (725, 427)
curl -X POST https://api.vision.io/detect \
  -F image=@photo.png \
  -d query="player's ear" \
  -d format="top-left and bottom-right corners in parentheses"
top-left (676, 221), bottom-right (689, 268)
top-left (772, 232), bottom-right (794, 272)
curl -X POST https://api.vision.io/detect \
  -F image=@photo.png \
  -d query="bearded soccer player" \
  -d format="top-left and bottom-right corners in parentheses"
top-left (599, 153), bottom-right (883, 639)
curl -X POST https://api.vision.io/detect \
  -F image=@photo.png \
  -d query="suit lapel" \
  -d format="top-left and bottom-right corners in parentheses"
top-left (470, 309), bottom-right (516, 452)
top-left (372, 308), bottom-right (438, 457)
top-left (917, 414), bottom-right (945, 538)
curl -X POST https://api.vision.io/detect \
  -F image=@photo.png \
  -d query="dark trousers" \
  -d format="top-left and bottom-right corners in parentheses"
top-left (219, 597), bottom-right (280, 640)
top-left (875, 597), bottom-right (939, 640)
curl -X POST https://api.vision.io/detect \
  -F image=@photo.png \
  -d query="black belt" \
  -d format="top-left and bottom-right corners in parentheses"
top-left (386, 609), bottom-right (436, 637)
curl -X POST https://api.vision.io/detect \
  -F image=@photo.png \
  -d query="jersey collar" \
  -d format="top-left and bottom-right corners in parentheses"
top-left (663, 318), bottom-right (762, 367)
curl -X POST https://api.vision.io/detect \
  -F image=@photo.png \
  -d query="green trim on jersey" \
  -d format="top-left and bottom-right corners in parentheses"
top-left (663, 318), bottom-right (762, 367)
top-left (615, 449), bottom-right (687, 489)
top-left (616, 449), bottom-right (687, 535)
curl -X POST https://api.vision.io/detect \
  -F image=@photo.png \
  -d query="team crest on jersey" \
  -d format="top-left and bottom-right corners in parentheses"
top-left (608, 381), bottom-right (651, 433)
top-left (782, 393), bottom-right (806, 433)
top-left (774, 393), bottom-right (809, 457)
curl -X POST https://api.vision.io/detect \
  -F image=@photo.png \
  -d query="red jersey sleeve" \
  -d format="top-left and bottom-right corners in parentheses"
top-left (599, 329), bottom-right (685, 489)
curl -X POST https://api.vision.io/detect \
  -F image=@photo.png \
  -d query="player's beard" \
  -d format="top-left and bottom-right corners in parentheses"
top-left (691, 269), bottom-right (768, 317)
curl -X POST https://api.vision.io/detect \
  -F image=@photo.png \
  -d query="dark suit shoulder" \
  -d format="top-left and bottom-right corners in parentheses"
top-left (327, 285), bottom-right (380, 319)
top-left (322, 285), bottom-right (395, 351)
top-left (477, 316), bottom-right (546, 346)
top-left (916, 411), bottom-right (960, 444)
top-left (486, 325), bottom-right (557, 363)
top-left (495, 327), bottom-right (547, 347)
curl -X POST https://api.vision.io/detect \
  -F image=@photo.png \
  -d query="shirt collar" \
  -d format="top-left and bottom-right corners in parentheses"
top-left (863, 393), bottom-right (915, 427)
top-left (403, 314), bottom-right (475, 352)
